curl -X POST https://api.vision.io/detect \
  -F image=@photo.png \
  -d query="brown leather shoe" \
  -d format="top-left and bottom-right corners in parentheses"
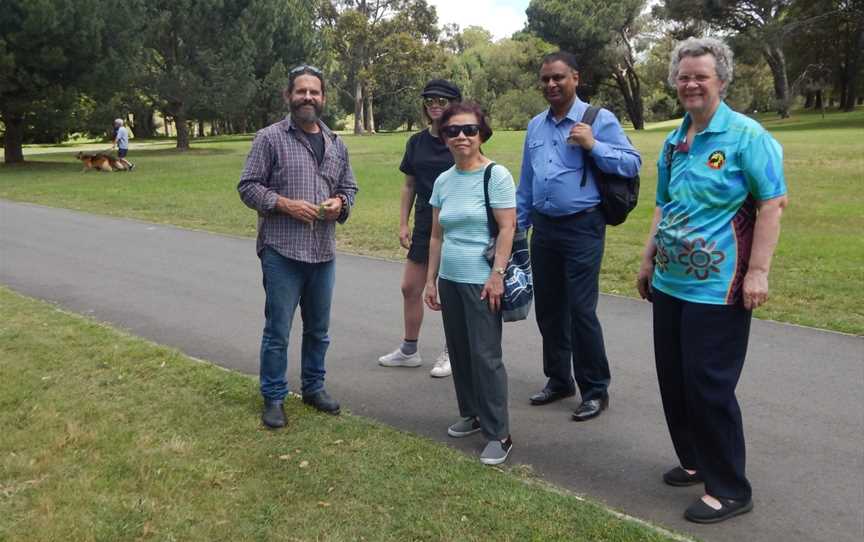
top-left (529, 388), bottom-right (576, 405)
top-left (571, 396), bottom-right (609, 421)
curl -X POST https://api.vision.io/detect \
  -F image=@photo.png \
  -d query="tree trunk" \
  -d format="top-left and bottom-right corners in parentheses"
top-left (364, 90), bottom-right (376, 134)
top-left (611, 68), bottom-right (644, 130)
top-left (804, 91), bottom-right (814, 109)
top-left (841, 25), bottom-right (864, 111)
top-left (353, 79), bottom-right (365, 135)
top-left (198, 120), bottom-right (205, 138)
top-left (814, 90), bottom-right (823, 110)
top-left (2, 112), bottom-right (25, 164)
top-left (762, 44), bottom-right (791, 118)
top-left (175, 111), bottom-right (190, 150)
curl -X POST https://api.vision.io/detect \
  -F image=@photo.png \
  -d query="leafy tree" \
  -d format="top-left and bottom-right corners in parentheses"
top-left (0, 0), bottom-right (141, 163)
top-left (445, 29), bottom-right (555, 128)
top-left (526, 0), bottom-right (648, 129)
top-left (786, 0), bottom-right (864, 111)
top-left (656, 0), bottom-right (799, 117)
top-left (323, 0), bottom-right (441, 134)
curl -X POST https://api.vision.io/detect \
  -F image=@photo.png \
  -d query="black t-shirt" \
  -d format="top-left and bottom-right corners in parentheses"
top-left (399, 129), bottom-right (454, 204)
top-left (306, 129), bottom-right (325, 165)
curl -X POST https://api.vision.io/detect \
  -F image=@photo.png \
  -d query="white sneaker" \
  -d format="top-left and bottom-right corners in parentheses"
top-left (378, 348), bottom-right (422, 368)
top-left (429, 350), bottom-right (451, 378)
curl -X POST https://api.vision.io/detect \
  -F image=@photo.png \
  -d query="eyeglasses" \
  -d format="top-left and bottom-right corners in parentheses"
top-left (424, 96), bottom-right (451, 107)
top-left (290, 64), bottom-right (323, 76)
top-left (675, 74), bottom-right (714, 85)
top-left (441, 124), bottom-right (480, 138)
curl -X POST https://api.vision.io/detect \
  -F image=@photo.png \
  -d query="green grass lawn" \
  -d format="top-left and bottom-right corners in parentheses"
top-left (0, 287), bottom-right (683, 541)
top-left (1, 108), bottom-right (862, 334)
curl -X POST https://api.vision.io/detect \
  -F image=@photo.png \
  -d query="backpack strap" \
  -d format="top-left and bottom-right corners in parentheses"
top-left (579, 106), bottom-right (601, 187)
top-left (482, 162), bottom-right (499, 238)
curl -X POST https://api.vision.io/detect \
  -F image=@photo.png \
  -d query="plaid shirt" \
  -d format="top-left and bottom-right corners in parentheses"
top-left (238, 116), bottom-right (358, 263)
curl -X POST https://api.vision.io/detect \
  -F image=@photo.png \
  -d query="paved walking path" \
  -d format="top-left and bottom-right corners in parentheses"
top-left (2, 199), bottom-right (862, 542)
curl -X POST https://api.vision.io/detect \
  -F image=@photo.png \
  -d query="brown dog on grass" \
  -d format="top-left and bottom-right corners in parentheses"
top-left (75, 151), bottom-right (130, 172)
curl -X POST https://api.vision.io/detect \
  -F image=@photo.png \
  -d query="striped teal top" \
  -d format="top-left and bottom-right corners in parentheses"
top-left (429, 163), bottom-right (516, 284)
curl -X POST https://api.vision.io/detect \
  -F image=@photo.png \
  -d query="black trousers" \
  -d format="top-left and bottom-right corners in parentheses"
top-left (653, 289), bottom-right (753, 501)
top-left (530, 209), bottom-right (609, 401)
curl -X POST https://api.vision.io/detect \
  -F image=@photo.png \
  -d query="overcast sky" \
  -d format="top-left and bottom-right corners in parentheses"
top-left (426, 0), bottom-right (530, 41)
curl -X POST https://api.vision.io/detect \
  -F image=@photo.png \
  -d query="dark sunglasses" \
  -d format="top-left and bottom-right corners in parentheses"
top-left (442, 124), bottom-right (480, 138)
top-left (290, 64), bottom-right (322, 76)
top-left (423, 96), bottom-right (451, 107)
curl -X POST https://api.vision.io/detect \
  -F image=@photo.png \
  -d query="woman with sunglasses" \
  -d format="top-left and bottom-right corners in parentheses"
top-left (424, 102), bottom-right (517, 465)
top-left (378, 80), bottom-right (462, 378)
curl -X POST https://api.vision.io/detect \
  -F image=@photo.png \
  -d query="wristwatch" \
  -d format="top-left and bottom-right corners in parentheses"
top-left (494, 266), bottom-right (506, 276)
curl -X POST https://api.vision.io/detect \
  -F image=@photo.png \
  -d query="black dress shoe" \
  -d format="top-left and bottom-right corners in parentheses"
top-left (571, 396), bottom-right (609, 421)
top-left (663, 466), bottom-right (703, 487)
top-left (685, 496), bottom-right (753, 523)
top-left (529, 388), bottom-right (576, 405)
top-left (302, 390), bottom-right (341, 415)
top-left (262, 399), bottom-right (286, 429)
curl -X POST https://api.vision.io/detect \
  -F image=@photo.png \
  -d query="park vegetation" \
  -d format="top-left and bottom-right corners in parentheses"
top-left (1, 0), bottom-right (862, 163)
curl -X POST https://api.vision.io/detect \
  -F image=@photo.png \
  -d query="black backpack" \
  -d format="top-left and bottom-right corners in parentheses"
top-left (579, 106), bottom-right (640, 226)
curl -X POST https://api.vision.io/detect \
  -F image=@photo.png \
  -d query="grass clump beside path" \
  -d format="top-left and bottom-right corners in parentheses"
top-left (0, 287), bottom-right (682, 542)
top-left (1, 108), bottom-right (862, 334)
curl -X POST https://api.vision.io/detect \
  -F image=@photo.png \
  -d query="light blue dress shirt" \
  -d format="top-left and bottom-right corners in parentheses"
top-left (516, 97), bottom-right (642, 229)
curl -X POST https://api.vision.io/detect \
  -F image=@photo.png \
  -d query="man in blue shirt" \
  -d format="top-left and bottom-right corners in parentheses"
top-left (517, 51), bottom-right (641, 421)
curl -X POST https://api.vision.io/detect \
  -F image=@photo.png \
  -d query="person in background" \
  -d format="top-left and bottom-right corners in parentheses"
top-left (637, 37), bottom-right (788, 523)
top-left (424, 102), bottom-right (517, 465)
top-left (113, 118), bottom-right (134, 170)
top-left (517, 51), bottom-right (641, 421)
top-left (378, 79), bottom-right (462, 378)
top-left (238, 64), bottom-right (358, 429)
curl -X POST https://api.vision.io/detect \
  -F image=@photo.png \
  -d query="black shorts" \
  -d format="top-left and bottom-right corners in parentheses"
top-left (118, 148), bottom-right (128, 158)
top-left (407, 200), bottom-right (433, 263)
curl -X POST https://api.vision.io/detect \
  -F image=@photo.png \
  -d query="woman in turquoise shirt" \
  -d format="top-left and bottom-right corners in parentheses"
top-left (424, 102), bottom-right (517, 466)
top-left (637, 37), bottom-right (788, 524)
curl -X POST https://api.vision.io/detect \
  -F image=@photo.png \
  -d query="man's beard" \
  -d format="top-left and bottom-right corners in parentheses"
top-left (291, 100), bottom-right (323, 123)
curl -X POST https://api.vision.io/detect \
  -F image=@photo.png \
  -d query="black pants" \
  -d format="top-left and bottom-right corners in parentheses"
top-left (653, 289), bottom-right (753, 501)
top-left (530, 209), bottom-right (609, 401)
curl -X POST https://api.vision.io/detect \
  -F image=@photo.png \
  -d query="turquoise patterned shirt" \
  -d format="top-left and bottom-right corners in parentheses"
top-left (653, 102), bottom-right (786, 305)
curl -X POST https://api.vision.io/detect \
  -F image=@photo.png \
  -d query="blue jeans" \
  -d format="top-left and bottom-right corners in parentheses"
top-left (259, 247), bottom-right (335, 400)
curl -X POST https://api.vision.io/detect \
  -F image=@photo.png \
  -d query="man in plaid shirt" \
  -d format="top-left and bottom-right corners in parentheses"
top-left (238, 65), bottom-right (358, 429)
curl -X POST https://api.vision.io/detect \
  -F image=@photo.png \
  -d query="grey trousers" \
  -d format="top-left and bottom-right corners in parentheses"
top-left (438, 278), bottom-right (509, 440)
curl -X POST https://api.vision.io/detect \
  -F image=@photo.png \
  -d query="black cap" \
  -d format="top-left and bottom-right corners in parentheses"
top-left (421, 79), bottom-right (462, 101)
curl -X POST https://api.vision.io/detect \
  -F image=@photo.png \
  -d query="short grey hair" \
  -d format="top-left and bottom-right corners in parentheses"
top-left (668, 37), bottom-right (734, 97)
top-left (114, 118), bottom-right (124, 126)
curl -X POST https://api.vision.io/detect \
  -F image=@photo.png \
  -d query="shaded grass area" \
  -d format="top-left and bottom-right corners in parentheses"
top-left (1, 108), bottom-right (862, 333)
top-left (0, 287), bottom-right (682, 541)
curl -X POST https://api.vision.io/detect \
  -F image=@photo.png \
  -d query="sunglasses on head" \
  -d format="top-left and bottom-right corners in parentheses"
top-left (442, 124), bottom-right (480, 138)
top-left (290, 64), bottom-right (322, 76)
top-left (423, 96), bottom-right (451, 107)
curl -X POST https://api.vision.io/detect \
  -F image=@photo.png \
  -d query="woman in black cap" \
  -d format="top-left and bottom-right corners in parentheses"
top-left (378, 79), bottom-right (462, 378)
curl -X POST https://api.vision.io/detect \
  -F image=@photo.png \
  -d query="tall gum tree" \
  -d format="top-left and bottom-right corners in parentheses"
top-left (323, 0), bottom-right (440, 135)
top-left (656, 0), bottom-right (798, 118)
top-left (527, 0), bottom-right (648, 129)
